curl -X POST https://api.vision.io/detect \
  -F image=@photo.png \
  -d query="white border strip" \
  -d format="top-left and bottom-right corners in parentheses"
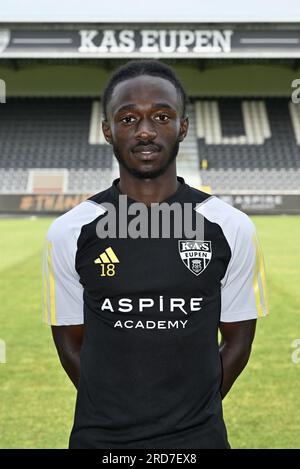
top-left (2, 51), bottom-right (300, 58)
top-left (27, 168), bottom-right (69, 193)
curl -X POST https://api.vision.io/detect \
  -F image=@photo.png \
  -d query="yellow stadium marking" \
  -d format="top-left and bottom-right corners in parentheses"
top-left (105, 247), bottom-right (119, 263)
top-left (201, 158), bottom-right (208, 170)
top-left (199, 185), bottom-right (212, 194)
top-left (47, 241), bottom-right (56, 325)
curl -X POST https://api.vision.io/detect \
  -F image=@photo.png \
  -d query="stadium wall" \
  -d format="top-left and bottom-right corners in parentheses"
top-left (0, 62), bottom-right (297, 97)
top-left (1, 27), bottom-right (299, 215)
top-left (0, 193), bottom-right (299, 215)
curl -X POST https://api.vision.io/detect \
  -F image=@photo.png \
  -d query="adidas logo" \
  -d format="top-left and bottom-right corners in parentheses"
top-left (94, 247), bottom-right (120, 264)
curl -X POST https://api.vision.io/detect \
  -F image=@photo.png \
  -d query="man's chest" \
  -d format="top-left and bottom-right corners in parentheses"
top-left (76, 232), bottom-right (230, 300)
top-left (75, 220), bottom-right (231, 331)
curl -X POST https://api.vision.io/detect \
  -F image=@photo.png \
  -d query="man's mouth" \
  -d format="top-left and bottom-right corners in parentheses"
top-left (132, 145), bottom-right (160, 154)
top-left (132, 145), bottom-right (161, 159)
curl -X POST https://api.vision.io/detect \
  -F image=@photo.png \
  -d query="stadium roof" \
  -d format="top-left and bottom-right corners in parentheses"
top-left (1, 0), bottom-right (300, 23)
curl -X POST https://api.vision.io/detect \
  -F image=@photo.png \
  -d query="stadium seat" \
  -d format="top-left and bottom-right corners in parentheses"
top-left (0, 97), bottom-right (299, 193)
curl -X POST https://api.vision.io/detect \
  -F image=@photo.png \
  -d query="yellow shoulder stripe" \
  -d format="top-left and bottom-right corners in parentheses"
top-left (253, 234), bottom-right (269, 317)
top-left (47, 240), bottom-right (57, 325)
top-left (42, 240), bottom-right (48, 324)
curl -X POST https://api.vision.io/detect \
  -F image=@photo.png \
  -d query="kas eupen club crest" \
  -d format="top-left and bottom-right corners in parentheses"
top-left (178, 240), bottom-right (212, 276)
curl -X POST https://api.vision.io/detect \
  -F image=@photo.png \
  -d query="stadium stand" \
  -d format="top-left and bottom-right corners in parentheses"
top-left (0, 98), bottom-right (113, 193)
top-left (0, 97), bottom-right (299, 193)
top-left (197, 98), bottom-right (300, 191)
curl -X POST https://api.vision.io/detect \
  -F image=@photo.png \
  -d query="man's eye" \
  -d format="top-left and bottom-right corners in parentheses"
top-left (121, 116), bottom-right (135, 123)
top-left (154, 114), bottom-right (169, 121)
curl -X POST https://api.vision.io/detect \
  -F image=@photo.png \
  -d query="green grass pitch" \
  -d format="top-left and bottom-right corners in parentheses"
top-left (0, 215), bottom-right (299, 448)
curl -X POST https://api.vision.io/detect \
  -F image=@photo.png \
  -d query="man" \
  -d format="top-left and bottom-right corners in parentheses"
top-left (43, 60), bottom-right (269, 449)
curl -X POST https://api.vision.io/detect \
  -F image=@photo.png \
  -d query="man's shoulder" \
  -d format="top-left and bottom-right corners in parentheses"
top-left (47, 194), bottom-right (108, 242)
top-left (195, 193), bottom-right (255, 238)
top-left (184, 184), bottom-right (212, 204)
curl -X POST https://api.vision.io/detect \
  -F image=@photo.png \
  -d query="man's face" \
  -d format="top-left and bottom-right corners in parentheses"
top-left (102, 75), bottom-right (188, 179)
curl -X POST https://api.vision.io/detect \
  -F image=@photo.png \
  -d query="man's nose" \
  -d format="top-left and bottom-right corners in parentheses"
top-left (135, 119), bottom-right (157, 141)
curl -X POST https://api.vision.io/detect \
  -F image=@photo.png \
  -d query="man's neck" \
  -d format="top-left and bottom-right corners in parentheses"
top-left (117, 166), bottom-right (180, 205)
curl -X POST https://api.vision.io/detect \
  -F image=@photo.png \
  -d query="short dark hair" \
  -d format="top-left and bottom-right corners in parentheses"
top-left (102, 60), bottom-right (188, 120)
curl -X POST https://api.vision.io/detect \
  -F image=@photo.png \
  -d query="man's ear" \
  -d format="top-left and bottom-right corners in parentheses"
top-left (178, 116), bottom-right (189, 142)
top-left (102, 120), bottom-right (112, 144)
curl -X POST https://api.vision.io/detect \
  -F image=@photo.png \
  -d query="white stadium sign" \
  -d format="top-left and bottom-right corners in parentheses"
top-left (78, 29), bottom-right (233, 54)
top-left (0, 27), bottom-right (300, 58)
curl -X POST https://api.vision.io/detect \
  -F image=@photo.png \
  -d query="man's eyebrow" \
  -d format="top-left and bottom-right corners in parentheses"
top-left (151, 102), bottom-right (174, 110)
top-left (115, 102), bottom-right (176, 114)
top-left (115, 104), bottom-right (137, 113)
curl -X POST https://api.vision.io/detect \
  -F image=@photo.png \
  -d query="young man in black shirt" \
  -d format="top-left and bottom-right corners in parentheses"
top-left (43, 60), bottom-right (268, 449)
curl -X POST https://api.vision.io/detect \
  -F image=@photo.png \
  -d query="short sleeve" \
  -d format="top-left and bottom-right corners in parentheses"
top-left (42, 221), bottom-right (84, 326)
top-left (220, 218), bottom-right (269, 323)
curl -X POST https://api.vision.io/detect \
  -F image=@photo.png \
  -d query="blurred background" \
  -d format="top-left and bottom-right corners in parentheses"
top-left (0, 0), bottom-right (299, 449)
